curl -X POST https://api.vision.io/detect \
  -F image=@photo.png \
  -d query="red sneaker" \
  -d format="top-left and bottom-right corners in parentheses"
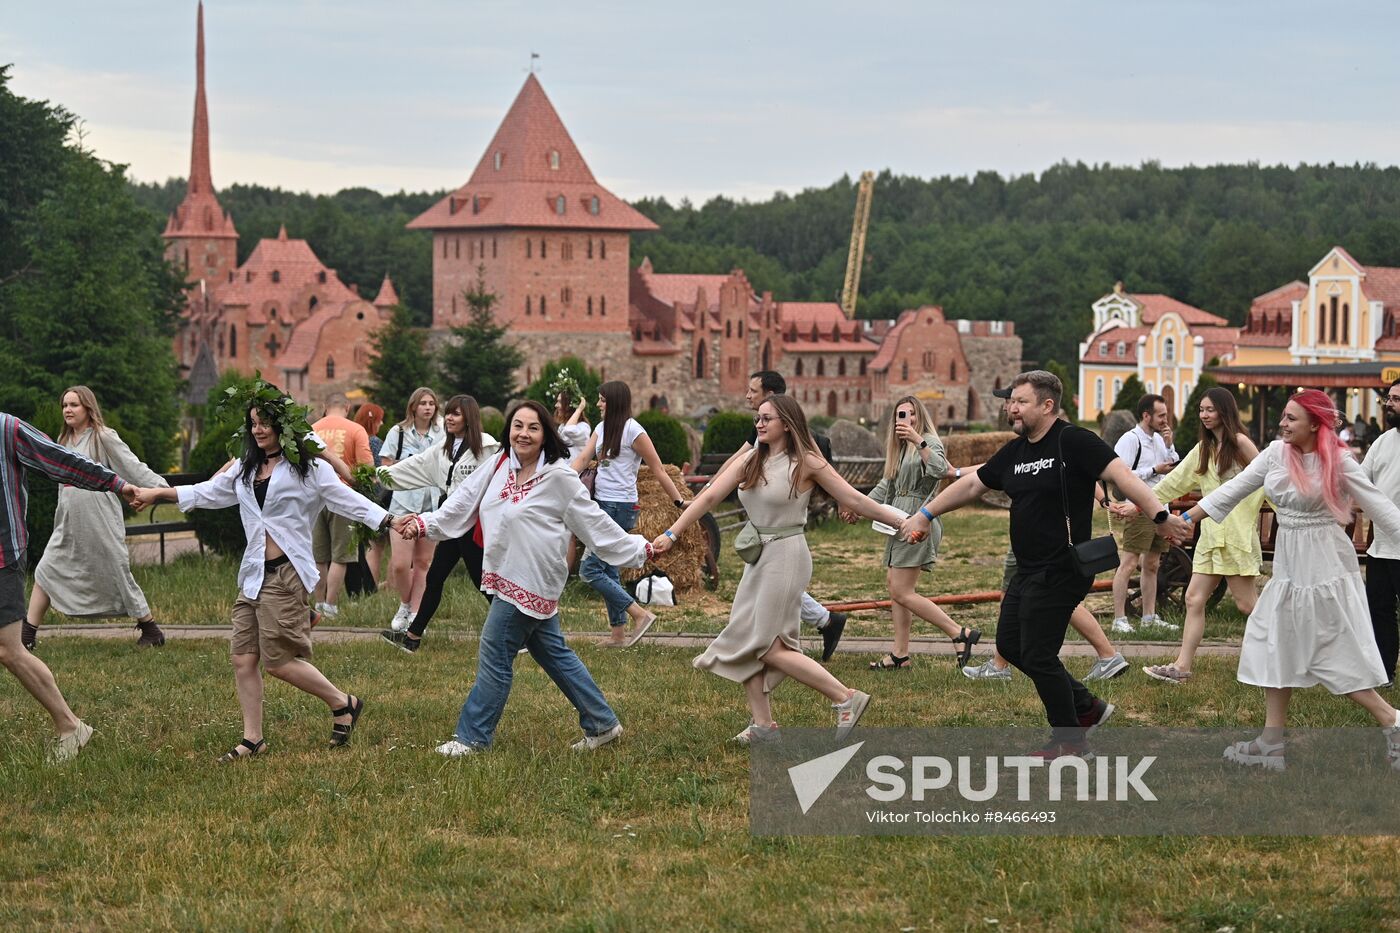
top-left (1078, 698), bottom-right (1115, 733)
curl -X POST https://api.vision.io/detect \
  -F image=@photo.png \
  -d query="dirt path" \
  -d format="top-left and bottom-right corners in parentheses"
top-left (34, 624), bottom-right (1242, 657)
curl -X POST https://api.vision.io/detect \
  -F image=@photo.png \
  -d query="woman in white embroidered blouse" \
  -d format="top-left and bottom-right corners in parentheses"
top-left (133, 399), bottom-right (390, 762)
top-left (379, 395), bottom-right (499, 652)
top-left (395, 400), bottom-right (650, 756)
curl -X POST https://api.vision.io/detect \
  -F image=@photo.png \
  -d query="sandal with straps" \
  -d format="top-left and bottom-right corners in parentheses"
top-left (218, 738), bottom-right (267, 764)
top-left (951, 627), bottom-right (981, 668)
top-left (869, 654), bottom-right (912, 671)
top-left (1223, 736), bottom-right (1285, 772)
top-left (329, 695), bottom-right (365, 749)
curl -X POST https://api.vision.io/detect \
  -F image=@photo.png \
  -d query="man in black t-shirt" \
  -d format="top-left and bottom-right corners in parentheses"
top-left (706, 370), bottom-right (846, 660)
top-left (900, 371), bottom-right (1172, 756)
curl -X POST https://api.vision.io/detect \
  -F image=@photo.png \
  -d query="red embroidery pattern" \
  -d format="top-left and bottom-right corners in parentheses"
top-left (499, 470), bottom-right (545, 504)
top-left (482, 571), bottom-right (558, 616)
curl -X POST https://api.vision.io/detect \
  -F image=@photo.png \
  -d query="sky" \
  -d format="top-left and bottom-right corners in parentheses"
top-left (6, 1), bottom-right (1400, 204)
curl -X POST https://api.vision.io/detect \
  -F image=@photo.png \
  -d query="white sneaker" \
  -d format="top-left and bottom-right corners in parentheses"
top-left (316, 601), bottom-right (340, 619)
top-left (1140, 613), bottom-right (1178, 632)
top-left (962, 659), bottom-right (1013, 681)
top-left (1083, 653), bottom-right (1129, 682)
top-left (51, 721), bottom-right (93, 763)
top-left (435, 739), bottom-right (481, 757)
top-left (571, 723), bottom-right (623, 751)
top-left (1110, 616), bottom-right (1134, 634)
top-left (390, 604), bottom-right (411, 633)
top-left (834, 690), bottom-right (871, 738)
top-left (733, 722), bottom-right (781, 745)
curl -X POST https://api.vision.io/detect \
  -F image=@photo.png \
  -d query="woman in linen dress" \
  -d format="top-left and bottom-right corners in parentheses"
top-left (1167, 390), bottom-right (1400, 770)
top-left (1131, 387), bottom-right (1264, 684)
top-left (25, 386), bottom-right (169, 650)
top-left (650, 395), bottom-right (908, 743)
top-left (850, 396), bottom-right (977, 671)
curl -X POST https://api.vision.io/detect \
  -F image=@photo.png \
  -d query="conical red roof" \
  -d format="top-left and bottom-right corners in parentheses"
top-left (409, 74), bottom-right (656, 233)
top-left (373, 273), bottom-right (400, 308)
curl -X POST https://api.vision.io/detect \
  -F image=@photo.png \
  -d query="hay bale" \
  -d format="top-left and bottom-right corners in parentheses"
top-left (622, 464), bottom-right (705, 592)
top-left (942, 432), bottom-right (1016, 469)
top-left (827, 419), bottom-right (881, 458)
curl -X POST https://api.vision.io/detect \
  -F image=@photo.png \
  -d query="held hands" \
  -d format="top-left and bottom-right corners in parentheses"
top-left (838, 508), bottom-right (859, 524)
top-left (650, 533), bottom-right (675, 556)
top-left (898, 510), bottom-right (931, 542)
top-left (1109, 501), bottom-right (1138, 519)
top-left (1156, 511), bottom-right (1193, 545)
top-left (392, 514), bottom-right (421, 540)
top-left (120, 485), bottom-right (148, 512)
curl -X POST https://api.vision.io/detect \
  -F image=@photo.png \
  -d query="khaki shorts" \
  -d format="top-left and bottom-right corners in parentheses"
top-left (230, 560), bottom-right (313, 667)
top-left (312, 508), bottom-right (355, 564)
top-left (1110, 511), bottom-right (1170, 555)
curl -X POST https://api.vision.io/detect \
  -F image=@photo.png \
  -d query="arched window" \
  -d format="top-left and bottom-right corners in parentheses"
top-left (1163, 337), bottom-right (1176, 363)
top-left (949, 360), bottom-right (957, 380)
top-left (525, 295), bottom-right (532, 316)
top-left (1343, 303), bottom-right (1350, 343)
top-left (326, 357), bottom-right (335, 379)
top-left (555, 195), bottom-right (566, 215)
top-left (651, 366), bottom-right (658, 385)
top-left (726, 321), bottom-right (732, 338)
top-left (600, 240), bottom-right (607, 260)
top-left (540, 239), bottom-right (547, 259)
top-left (549, 149), bottom-right (560, 170)
top-left (1318, 304), bottom-right (1327, 343)
top-left (838, 358), bottom-right (846, 376)
top-left (526, 239), bottom-right (532, 259)
top-left (817, 358), bottom-right (826, 376)
top-left (229, 325), bottom-right (237, 358)
top-left (494, 151), bottom-right (503, 170)
top-left (695, 341), bottom-right (707, 379)
top-left (309, 296), bottom-right (318, 312)
top-left (1095, 378), bottom-right (1104, 411)
top-left (1116, 341), bottom-right (1125, 357)
top-left (859, 358), bottom-right (867, 376)
top-left (901, 361), bottom-right (909, 381)
top-left (600, 296), bottom-right (606, 316)
top-left (540, 295), bottom-right (547, 316)
top-left (587, 296), bottom-right (594, 316)
top-left (796, 359), bottom-right (804, 376)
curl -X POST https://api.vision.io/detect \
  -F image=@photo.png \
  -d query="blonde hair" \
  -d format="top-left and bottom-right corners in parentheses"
top-left (400, 386), bottom-right (440, 429)
top-left (739, 395), bottom-right (823, 496)
top-left (57, 385), bottom-right (107, 457)
top-left (882, 396), bottom-right (936, 481)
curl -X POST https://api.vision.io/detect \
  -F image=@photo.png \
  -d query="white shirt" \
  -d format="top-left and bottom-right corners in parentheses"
top-left (1113, 424), bottom-right (1179, 489)
top-left (178, 458), bottom-right (389, 599)
top-left (1364, 428), bottom-right (1400, 559)
top-left (420, 449), bottom-right (648, 619)
top-left (383, 432), bottom-right (501, 505)
top-left (559, 421), bottom-right (592, 461)
top-left (592, 418), bottom-right (647, 502)
top-left (383, 419), bottom-right (446, 514)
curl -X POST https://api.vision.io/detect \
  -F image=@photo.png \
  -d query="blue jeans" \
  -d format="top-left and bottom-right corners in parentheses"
top-left (455, 597), bottom-right (619, 748)
top-left (579, 499), bottom-right (639, 628)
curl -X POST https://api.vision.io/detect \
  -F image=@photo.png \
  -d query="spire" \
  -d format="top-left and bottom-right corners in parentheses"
top-left (164, 1), bottom-right (236, 243)
top-left (373, 273), bottom-right (400, 308)
top-left (188, 2), bottom-right (213, 196)
top-left (277, 223), bottom-right (288, 241)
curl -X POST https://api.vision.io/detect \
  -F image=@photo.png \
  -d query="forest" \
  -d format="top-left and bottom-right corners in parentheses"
top-left (129, 161), bottom-right (1400, 367)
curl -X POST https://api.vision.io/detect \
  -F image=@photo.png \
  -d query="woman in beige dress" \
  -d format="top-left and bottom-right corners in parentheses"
top-left (25, 386), bottom-right (169, 650)
top-left (651, 395), bottom-right (907, 743)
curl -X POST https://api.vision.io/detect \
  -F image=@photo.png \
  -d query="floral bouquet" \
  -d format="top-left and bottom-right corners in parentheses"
top-left (548, 367), bottom-right (584, 409)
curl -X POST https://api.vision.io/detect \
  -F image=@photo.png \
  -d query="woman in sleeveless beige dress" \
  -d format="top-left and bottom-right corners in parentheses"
top-left (652, 395), bottom-right (908, 743)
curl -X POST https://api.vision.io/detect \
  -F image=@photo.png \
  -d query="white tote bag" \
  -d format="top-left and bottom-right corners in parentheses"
top-left (635, 573), bottom-right (676, 607)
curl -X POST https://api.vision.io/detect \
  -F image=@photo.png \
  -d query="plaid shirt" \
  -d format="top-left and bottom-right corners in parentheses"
top-left (0, 412), bottom-right (127, 568)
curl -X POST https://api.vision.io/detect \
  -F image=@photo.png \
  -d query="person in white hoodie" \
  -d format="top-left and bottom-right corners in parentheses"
top-left (380, 395), bottom-right (499, 653)
top-left (394, 399), bottom-right (652, 756)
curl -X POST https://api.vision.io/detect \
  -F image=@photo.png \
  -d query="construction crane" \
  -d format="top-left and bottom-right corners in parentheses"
top-left (840, 170), bottom-right (875, 319)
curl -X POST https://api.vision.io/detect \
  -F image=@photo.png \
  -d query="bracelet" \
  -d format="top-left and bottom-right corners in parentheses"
top-left (414, 515), bottom-right (427, 538)
top-left (919, 506), bottom-right (935, 522)
top-left (644, 541), bottom-right (655, 560)
top-left (954, 467), bottom-right (962, 479)
top-left (1182, 513), bottom-right (1193, 524)
top-left (673, 498), bottom-right (685, 509)
top-left (663, 529), bottom-right (676, 539)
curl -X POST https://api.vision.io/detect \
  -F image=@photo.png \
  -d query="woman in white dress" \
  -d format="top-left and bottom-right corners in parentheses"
top-left (650, 395), bottom-right (907, 742)
top-left (381, 387), bottom-right (444, 631)
top-left (1166, 390), bottom-right (1400, 770)
top-left (25, 386), bottom-right (169, 650)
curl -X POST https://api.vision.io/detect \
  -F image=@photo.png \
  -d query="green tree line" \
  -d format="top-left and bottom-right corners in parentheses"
top-left (133, 162), bottom-right (1400, 367)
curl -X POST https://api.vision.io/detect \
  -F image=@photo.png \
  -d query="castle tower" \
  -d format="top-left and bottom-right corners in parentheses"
top-left (163, 1), bottom-right (238, 286)
top-left (408, 74), bottom-right (658, 335)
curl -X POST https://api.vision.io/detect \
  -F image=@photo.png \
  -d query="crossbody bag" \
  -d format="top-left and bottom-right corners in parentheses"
top-left (733, 521), bottom-right (806, 565)
top-left (1057, 427), bottom-right (1120, 578)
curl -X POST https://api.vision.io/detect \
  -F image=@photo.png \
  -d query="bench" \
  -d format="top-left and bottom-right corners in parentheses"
top-left (124, 472), bottom-right (209, 565)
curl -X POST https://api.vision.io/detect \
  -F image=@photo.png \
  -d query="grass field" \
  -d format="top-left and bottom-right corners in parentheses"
top-left (8, 512), bottom-right (1396, 930)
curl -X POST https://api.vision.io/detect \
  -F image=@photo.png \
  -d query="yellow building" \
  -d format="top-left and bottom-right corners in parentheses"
top-left (1078, 283), bottom-right (1237, 420)
top-left (1223, 246), bottom-right (1400, 422)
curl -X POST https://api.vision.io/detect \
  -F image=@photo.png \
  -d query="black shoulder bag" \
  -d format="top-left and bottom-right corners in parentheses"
top-left (1058, 426), bottom-right (1120, 578)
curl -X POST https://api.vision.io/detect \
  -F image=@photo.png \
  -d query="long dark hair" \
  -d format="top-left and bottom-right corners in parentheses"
top-left (1195, 387), bottom-right (1250, 478)
top-left (739, 395), bottom-right (823, 497)
top-left (504, 399), bottom-right (570, 465)
top-left (238, 406), bottom-right (316, 486)
top-left (442, 394), bottom-right (484, 459)
top-left (598, 380), bottom-right (632, 460)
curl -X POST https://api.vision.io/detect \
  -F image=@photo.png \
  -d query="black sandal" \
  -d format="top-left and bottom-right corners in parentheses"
top-left (329, 695), bottom-right (364, 748)
top-left (218, 738), bottom-right (267, 764)
top-left (952, 627), bottom-right (981, 668)
top-left (869, 654), bottom-right (911, 671)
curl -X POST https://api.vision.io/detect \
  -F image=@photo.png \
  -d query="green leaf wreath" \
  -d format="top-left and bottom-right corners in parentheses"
top-left (215, 372), bottom-right (323, 464)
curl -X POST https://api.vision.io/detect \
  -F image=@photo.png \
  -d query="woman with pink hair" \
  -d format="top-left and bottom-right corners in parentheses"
top-left (1164, 390), bottom-right (1400, 771)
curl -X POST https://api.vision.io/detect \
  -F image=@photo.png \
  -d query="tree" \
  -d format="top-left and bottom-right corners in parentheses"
top-left (438, 267), bottom-right (523, 409)
top-left (1173, 375), bottom-right (1221, 456)
top-left (1042, 358), bottom-right (1075, 411)
top-left (636, 410), bottom-right (689, 466)
top-left (1112, 374), bottom-right (1146, 413)
top-left (363, 302), bottom-right (435, 415)
top-left (0, 67), bottom-right (184, 472)
top-left (523, 355), bottom-right (602, 422)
